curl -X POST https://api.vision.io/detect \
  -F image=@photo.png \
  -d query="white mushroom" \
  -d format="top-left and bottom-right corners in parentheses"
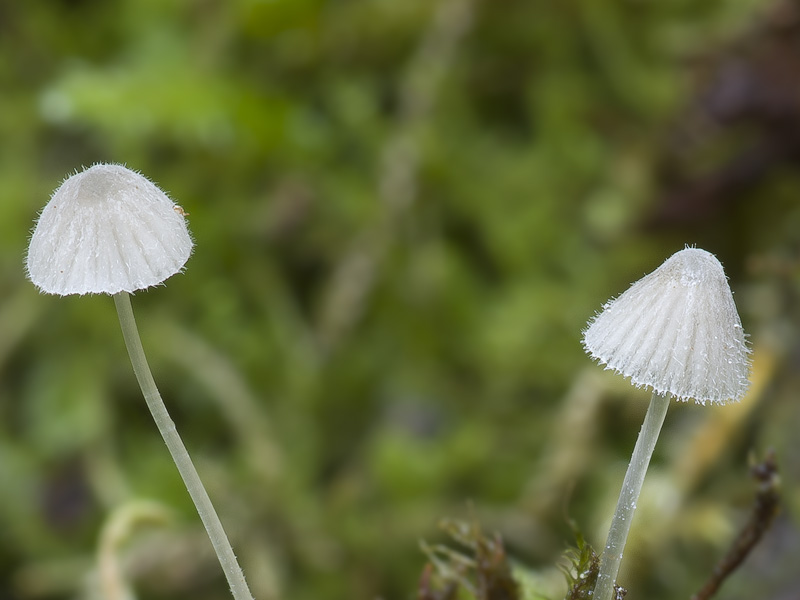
top-left (585, 247), bottom-right (751, 600)
top-left (26, 164), bottom-right (252, 600)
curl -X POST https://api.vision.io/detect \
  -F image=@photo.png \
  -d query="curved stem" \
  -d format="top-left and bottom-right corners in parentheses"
top-left (113, 292), bottom-right (254, 600)
top-left (593, 392), bottom-right (670, 600)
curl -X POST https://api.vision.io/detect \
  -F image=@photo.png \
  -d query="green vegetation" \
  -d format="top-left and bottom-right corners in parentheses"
top-left (0, 1), bottom-right (796, 599)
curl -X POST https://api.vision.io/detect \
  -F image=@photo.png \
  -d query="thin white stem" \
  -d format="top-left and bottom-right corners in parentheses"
top-left (593, 391), bottom-right (670, 600)
top-left (113, 292), bottom-right (254, 600)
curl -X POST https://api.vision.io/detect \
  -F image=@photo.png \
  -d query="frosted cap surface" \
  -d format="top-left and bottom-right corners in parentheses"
top-left (27, 163), bottom-right (193, 295)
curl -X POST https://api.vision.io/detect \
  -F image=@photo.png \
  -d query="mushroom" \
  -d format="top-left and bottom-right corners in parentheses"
top-left (27, 163), bottom-right (253, 600)
top-left (582, 247), bottom-right (750, 600)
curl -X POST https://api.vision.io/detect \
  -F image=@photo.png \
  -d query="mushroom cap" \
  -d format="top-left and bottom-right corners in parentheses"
top-left (582, 247), bottom-right (751, 405)
top-left (27, 163), bottom-right (193, 296)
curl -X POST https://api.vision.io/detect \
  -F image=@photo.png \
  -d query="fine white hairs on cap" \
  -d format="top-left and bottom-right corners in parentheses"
top-left (582, 247), bottom-right (751, 405)
top-left (27, 163), bottom-right (193, 296)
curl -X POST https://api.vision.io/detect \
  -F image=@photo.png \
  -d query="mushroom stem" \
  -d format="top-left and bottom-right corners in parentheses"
top-left (594, 391), bottom-right (670, 600)
top-left (113, 292), bottom-right (254, 600)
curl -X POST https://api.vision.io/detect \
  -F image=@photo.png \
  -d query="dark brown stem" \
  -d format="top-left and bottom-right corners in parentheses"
top-left (690, 450), bottom-right (780, 600)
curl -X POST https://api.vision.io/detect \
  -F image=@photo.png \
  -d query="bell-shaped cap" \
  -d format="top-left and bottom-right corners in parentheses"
top-left (582, 247), bottom-right (751, 405)
top-left (27, 163), bottom-right (193, 295)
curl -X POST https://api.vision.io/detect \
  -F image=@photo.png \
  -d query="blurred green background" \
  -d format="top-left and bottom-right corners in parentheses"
top-left (1, 0), bottom-right (799, 599)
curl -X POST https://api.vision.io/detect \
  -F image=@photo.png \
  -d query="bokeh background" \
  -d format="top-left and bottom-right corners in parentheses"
top-left (1, 0), bottom-right (799, 599)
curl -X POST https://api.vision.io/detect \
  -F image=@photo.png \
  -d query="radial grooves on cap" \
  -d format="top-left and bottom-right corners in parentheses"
top-left (27, 163), bottom-right (193, 296)
top-left (582, 248), bottom-right (751, 405)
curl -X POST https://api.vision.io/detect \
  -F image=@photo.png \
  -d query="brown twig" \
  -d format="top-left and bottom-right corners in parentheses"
top-left (690, 450), bottom-right (780, 600)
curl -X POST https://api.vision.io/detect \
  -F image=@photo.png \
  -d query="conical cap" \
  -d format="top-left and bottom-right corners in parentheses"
top-left (582, 248), bottom-right (750, 405)
top-left (27, 164), bottom-right (193, 295)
